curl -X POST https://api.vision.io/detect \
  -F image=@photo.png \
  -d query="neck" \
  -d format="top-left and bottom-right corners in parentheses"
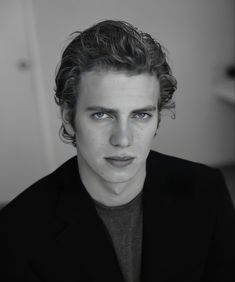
top-left (77, 161), bottom-right (146, 207)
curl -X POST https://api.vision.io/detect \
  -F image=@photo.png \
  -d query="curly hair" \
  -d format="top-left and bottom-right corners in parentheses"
top-left (54, 20), bottom-right (177, 146)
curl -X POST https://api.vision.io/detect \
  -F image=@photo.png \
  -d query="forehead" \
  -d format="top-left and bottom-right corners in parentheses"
top-left (78, 70), bottom-right (160, 108)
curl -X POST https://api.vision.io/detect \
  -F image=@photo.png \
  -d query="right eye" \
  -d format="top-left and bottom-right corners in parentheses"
top-left (91, 112), bottom-right (110, 120)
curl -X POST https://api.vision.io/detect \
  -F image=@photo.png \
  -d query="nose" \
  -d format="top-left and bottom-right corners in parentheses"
top-left (109, 120), bottom-right (133, 147)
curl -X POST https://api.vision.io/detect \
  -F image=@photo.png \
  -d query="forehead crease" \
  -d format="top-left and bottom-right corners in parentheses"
top-left (83, 92), bottom-right (159, 112)
top-left (79, 71), bottom-right (160, 105)
top-left (100, 82), bottom-right (158, 95)
top-left (82, 71), bottom-right (158, 87)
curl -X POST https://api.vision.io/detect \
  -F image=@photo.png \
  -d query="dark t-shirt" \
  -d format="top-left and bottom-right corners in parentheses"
top-left (95, 191), bottom-right (143, 282)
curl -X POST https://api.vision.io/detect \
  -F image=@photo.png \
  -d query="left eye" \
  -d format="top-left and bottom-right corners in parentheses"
top-left (92, 112), bottom-right (110, 120)
top-left (133, 113), bottom-right (151, 120)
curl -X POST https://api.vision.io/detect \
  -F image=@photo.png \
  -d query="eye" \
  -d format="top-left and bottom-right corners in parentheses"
top-left (91, 112), bottom-right (110, 120)
top-left (133, 113), bottom-right (151, 120)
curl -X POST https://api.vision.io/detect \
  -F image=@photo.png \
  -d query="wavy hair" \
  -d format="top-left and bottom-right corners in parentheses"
top-left (54, 20), bottom-right (177, 146)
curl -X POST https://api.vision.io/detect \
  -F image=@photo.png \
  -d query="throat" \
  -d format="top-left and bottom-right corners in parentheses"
top-left (107, 181), bottom-right (130, 195)
top-left (79, 168), bottom-right (146, 207)
top-left (98, 180), bottom-right (144, 207)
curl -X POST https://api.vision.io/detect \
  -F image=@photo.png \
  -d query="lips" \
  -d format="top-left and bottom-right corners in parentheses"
top-left (105, 156), bottom-right (135, 168)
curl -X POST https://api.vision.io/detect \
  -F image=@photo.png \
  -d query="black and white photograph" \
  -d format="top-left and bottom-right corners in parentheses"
top-left (0, 0), bottom-right (234, 281)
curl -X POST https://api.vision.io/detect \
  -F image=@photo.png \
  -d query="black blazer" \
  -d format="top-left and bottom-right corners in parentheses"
top-left (0, 151), bottom-right (234, 282)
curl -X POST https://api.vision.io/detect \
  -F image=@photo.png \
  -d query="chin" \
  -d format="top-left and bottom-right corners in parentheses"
top-left (103, 176), bottom-right (133, 184)
top-left (100, 168), bottom-right (139, 184)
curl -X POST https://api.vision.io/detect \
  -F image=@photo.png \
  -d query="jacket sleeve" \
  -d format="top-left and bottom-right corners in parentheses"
top-left (203, 169), bottom-right (235, 281)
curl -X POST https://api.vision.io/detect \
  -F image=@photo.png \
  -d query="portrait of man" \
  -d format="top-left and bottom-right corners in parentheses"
top-left (0, 20), bottom-right (234, 282)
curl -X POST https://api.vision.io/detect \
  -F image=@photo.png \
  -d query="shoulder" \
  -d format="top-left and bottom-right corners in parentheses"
top-left (146, 151), bottom-right (235, 231)
top-left (147, 150), bottom-right (228, 202)
top-left (148, 150), bottom-right (221, 178)
top-left (0, 156), bottom-right (78, 229)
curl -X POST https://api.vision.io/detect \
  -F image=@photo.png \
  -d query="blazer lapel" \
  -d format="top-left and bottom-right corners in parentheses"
top-left (54, 162), bottom-right (124, 282)
top-left (142, 157), bottom-right (169, 282)
top-left (142, 153), bottom-right (195, 281)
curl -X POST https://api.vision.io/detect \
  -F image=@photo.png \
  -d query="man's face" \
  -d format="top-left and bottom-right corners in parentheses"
top-left (70, 70), bottom-right (160, 185)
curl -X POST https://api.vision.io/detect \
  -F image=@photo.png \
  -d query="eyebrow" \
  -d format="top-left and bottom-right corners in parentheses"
top-left (86, 106), bottom-right (157, 114)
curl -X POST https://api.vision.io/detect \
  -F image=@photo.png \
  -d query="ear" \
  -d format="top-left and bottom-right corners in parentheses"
top-left (61, 106), bottom-right (75, 136)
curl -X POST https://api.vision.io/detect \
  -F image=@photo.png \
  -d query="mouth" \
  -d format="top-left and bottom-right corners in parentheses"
top-left (105, 156), bottom-right (135, 168)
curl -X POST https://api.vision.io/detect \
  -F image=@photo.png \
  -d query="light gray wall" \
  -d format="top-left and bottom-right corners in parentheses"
top-left (0, 0), bottom-right (49, 203)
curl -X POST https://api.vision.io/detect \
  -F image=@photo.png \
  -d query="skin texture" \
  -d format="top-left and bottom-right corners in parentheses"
top-left (63, 70), bottom-right (160, 206)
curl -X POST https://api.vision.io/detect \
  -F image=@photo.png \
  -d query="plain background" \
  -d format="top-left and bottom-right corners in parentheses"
top-left (0, 0), bottom-right (234, 204)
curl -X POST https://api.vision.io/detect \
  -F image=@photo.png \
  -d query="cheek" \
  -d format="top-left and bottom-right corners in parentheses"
top-left (135, 124), bottom-right (156, 143)
top-left (76, 126), bottom-right (107, 153)
top-left (76, 120), bottom-right (94, 140)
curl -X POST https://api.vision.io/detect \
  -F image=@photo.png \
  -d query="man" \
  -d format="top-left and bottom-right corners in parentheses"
top-left (0, 20), bottom-right (234, 282)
